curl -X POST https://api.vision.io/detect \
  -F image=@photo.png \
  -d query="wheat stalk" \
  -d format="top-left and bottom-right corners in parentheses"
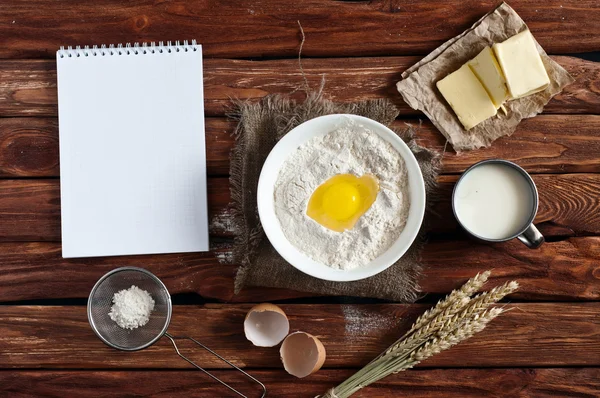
top-left (320, 271), bottom-right (517, 398)
top-left (333, 308), bottom-right (506, 397)
top-left (412, 307), bottom-right (504, 362)
top-left (408, 271), bottom-right (490, 333)
top-left (374, 271), bottom-right (491, 361)
top-left (458, 281), bottom-right (518, 319)
top-left (379, 271), bottom-right (490, 359)
top-left (340, 272), bottom-right (494, 390)
top-left (388, 295), bottom-right (469, 356)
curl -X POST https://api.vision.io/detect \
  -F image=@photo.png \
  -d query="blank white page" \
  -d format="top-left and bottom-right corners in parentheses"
top-left (57, 43), bottom-right (208, 258)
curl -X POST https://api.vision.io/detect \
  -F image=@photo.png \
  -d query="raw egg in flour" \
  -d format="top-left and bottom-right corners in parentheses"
top-left (306, 174), bottom-right (379, 232)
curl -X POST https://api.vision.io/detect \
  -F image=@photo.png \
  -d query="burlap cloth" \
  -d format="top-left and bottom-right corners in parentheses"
top-left (228, 91), bottom-right (441, 302)
top-left (396, 2), bottom-right (574, 152)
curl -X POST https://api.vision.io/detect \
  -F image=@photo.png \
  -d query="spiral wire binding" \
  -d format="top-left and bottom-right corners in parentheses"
top-left (57, 40), bottom-right (198, 58)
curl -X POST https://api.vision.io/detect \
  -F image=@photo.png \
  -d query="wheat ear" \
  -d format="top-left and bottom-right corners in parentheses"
top-left (356, 307), bottom-right (505, 389)
top-left (375, 281), bottom-right (515, 381)
top-left (325, 272), bottom-right (518, 398)
top-left (388, 295), bottom-right (469, 356)
top-left (458, 281), bottom-right (519, 319)
top-left (411, 307), bottom-right (504, 363)
top-left (408, 271), bottom-right (490, 333)
top-left (372, 272), bottom-right (490, 362)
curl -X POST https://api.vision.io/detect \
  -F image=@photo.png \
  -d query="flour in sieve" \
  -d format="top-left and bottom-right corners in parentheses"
top-left (273, 121), bottom-right (410, 270)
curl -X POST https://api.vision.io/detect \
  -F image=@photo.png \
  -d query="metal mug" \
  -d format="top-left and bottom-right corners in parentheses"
top-left (452, 159), bottom-right (545, 249)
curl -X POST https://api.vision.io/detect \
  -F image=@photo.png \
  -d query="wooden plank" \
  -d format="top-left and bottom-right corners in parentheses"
top-left (0, 242), bottom-right (242, 303)
top-left (0, 56), bottom-right (597, 118)
top-left (0, 118), bottom-right (233, 177)
top-left (3, 115), bottom-right (600, 178)
top-left (0, 237), bottom-right (598, 303)
top-left (416, 115), bottom-right (600, 174)
top-left (0, 303), bottom-right (599, 368)
top-left (1, 173), bottom-right (598, 241)
top-left (434, 174), bottom-right (600, 237)
top-left (1, 1), bottom-right (599, 59)
top-left (0, 178), bottom-right (229, 242)
top-left (1, 368), bottom-right (599, 397)
top-left (419, 237), bottom-right (600, 301)
top-left (0, 118), bottom-right (59, 177)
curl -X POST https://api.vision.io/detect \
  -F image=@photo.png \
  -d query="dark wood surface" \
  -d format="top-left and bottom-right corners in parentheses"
top-left (1, 1), bottom-right (600, 58)
top-left (2, 236), bottom-right (600, 303)
top-left (0, 0), bottom-right (599, 396)
top-left (3, 115), bottom-right (600, 178)
top-left (2, 304), bottom-right (599, 368)
top-left (0, 237), bottom-right (598, 303)
top-left (2, 369), bottom-right (600, 398)
top-left (1, 57), bottom-right (598, 118)
top-left (0, 174), bottom-right (598, 241)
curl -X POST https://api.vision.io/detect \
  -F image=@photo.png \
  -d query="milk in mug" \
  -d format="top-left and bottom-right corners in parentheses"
top-left (453, 163), bottom-right (534, 240)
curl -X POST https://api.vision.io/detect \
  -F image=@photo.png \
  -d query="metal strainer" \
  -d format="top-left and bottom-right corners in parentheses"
top-left (88, 267), bottom-right (266, 397)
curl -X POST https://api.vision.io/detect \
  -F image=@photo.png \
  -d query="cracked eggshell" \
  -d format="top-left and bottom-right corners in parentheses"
top-left (244, 303), bottom-right (290, 347)
top-left (280, 331), bottom-right (326, 378)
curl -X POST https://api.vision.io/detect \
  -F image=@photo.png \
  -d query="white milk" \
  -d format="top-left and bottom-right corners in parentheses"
top-left (453, 163), bottom-right (534, 240)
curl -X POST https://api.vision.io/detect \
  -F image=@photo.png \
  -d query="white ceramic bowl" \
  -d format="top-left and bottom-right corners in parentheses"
top-left (257, 114), bottom-right (426, 282)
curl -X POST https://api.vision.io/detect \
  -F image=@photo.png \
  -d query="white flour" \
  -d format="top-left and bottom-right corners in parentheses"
top-left (108, 285), bottom-right (155, 330)
top-left (273, 122), bottom-right (410, 270)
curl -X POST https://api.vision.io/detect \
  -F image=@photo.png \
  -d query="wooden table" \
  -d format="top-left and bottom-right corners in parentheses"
top-left (1, 1), bottom-right (599, 396)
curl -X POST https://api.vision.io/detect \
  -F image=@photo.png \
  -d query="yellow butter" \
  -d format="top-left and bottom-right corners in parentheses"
top-left (468, 46), bottom-right (508, 108)
top-left (492, 30), bottom-right (550, 99)
top-left (436, 64), bottom-right (497, 130)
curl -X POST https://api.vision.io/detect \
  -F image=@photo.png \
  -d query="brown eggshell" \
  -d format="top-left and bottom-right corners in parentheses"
top-left (244, 303), bottom-right (290, 347)
top-left (280, 331), bottom-right (326, 378)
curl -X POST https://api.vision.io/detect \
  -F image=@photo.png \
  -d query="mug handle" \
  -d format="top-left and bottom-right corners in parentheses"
top-left (517, 224), bottom-right (545, 249)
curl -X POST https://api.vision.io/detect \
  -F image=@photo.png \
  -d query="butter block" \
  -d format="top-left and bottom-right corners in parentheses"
top-left (468, 46), bottom-right (508, 108)
top-left (436, 64), bottom-right (497, 130)
top-left (493, 30), bottom-right (550, 98)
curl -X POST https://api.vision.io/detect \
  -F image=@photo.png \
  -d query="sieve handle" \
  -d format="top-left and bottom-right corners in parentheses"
top-left (164, 332), bottom-right (266, 398)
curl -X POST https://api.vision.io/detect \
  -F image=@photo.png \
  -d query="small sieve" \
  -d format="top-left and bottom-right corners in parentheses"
top-left (88, 267), bottom-right (266, 397)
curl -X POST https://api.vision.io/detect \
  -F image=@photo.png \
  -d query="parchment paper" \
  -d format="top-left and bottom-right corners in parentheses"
top-left (396, 2), bottom-right (574, 151)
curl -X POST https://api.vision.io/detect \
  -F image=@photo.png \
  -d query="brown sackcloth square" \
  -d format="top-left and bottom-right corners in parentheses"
top-left (396, 2), bottom-right (574, 152)
top-left (227, 91), bottom-right (441, 302)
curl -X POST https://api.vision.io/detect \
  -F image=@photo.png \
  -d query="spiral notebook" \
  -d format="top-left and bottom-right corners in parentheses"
top-left (57, 41), bottom-right (209, 258)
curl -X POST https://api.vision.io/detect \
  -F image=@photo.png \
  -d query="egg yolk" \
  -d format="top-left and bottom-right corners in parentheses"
top-left (306, 174), bottom-right (379, 232)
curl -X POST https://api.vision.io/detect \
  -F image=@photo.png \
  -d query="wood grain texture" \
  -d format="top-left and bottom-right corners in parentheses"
top-left (0, 56), bottom-right (597, 118)
top-left (0, 238), bottom-right (598, 302)
top-left (0, 178), bottom-right (229, 241)
top-left (417, 115), bottom-right (600, 174)
top-left (1, 303), bottom-right (599, 369)
top-left (536, 174), bottom-right (600, 235)
top-left (3, 115), bottom-right (600, 177)
top-left (0, 118), bottom-right (59, 177)
top-left (0, 242), bottom-right (241, 303)
top-left (433, 174), bottom-right (600, 237)
top-left (0, 1), bottom-right (598, 393)
top-left (0, 173), bottom-right (598, 241)
top-left (1, 1), bottom-right (599, 59)
top-left (0, 118), bottom-right (233, 177)
top-left (2, 368), bottom-right (600, 398)
top-left (0, 179), bottom-right (61, 242)
top-left (420, 237), bottom-right (600, 301)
